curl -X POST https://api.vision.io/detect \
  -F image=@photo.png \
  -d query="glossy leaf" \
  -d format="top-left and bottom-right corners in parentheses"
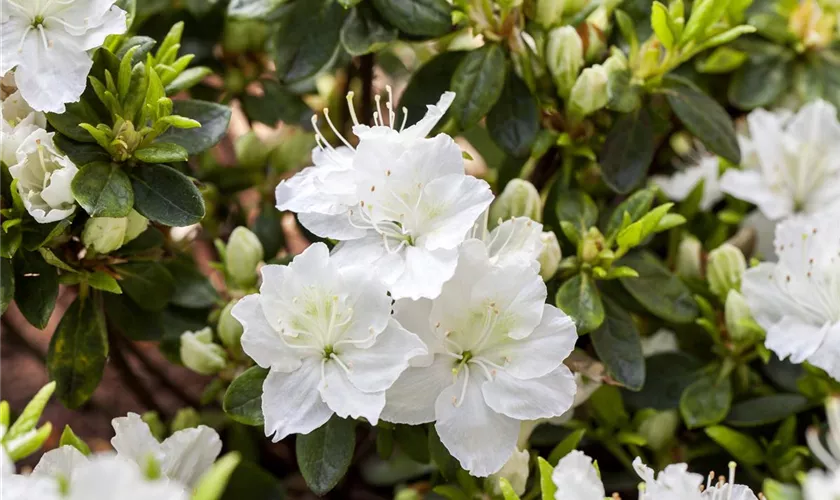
top-left (555, 273), bottom-right (604, 334)
top-left (134, 143), bottom-right (189, 163)
top-left (451, 44), bottom-right (507, 130)
top-left (370, 0), bottom-right (452, 37)
top-left (591, 297), bottom-right (645, 390)
top-left (486, 73), bottom-right (539, 158)
top-left (71, 162), bottom-right (134, 218)
top-left (705, 425), bottom-right (765, 465)
top-left (130, 164), bottom-right (205, 227)
top-left (619, 251), bottom-right (699, 323)
top-left (679, 372), bottom-right (732, 429)
top-left (117, 261), bottom-right (175, 311)
top-left (160, 100), bottom-right (232, 155)
top-left (340, 4), bottom-right (397, 56)
top-left (223, 366), bottom-right (269, 426)
top-left (297, 416), bottom-right (356, 495)
top-left (600, 106), bottom-right (656, 194)
top-left (14, 251), bottom-right (59, 329)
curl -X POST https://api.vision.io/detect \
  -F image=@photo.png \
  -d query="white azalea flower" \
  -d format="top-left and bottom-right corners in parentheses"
top-left (276, 91), bottom-right (493, 300)
top-left (1, 88), bottom-right (46, 166)
top-left (804, 398), bottom-right (840, 500)
top-left (720, 99), bottom-right (840, 220)
top-left (231, 242), bottom-right (426, 441)
top-left (741, 214), bottom-right (840, 380)
top-left (381, 239), bottom-right (578, 476)
top-left (2, 474), bottom-right (61, 500)
top-left (471, 213), bottom-right (545, 270)
top-left (490, 448), bottom-right (530, 496)
top-left (641, 329), bottom-right (679, 357)
top-left (551, 450), bottom-right (605, 500)
top-left (651, 156), bottom-right (723, 211)
top-left (0, 0), bottom-right (128, 113)
top-left (8, 128), bottom-right (78, 223)
top-left (634, 458), bottom-right (758, 500)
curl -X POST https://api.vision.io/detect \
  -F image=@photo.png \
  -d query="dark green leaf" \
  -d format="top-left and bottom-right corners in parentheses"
top-left (272, 0), bottom-right (345, 83)
top-left (1, 258), bottom-right (13, 314)
top-left (547, 429), bottom-right (586, 465)
top-left (103, 293), bottom-right (164, 341)
top-left (22, 217), bottom-right (74, 252)
top-left (87, 271), bottom-right (121, 294)
top-left (555, 273), bottom-right (604, 334)
top-left (47, 100), bottom-right (102, 143)
top-left (14, 251), bottom-right (58, 329)
top-left (659, 76), bottom-right (740, 163)
top-left (555, 190), bottom-right (598, 233)
top-left (340, 4), bottom-right (397, 56)
top-left (679, 372), bottom-right (732, 429)
top-left (130, 164), bottom-right (205, 227)
top-left (241, 81), bottom-right (313, 127)
top-left (726, 394), bottom-right (810, 427)
top-left (296, 416), bottom-right (356, 495)
top-left (370, 0), bottom-right (452, 37)
top-left (54, 135), bottom-right (111, 165)
top-left (166, 259), bottom-right (219, 309)
top-left (134, 143), bottom-right (189, 163)
top-left (47, 295), bottom-right (109, 408)
top-left (394, 425), bottom-right (430, 463)
top-left (398, 51), bottom-right (466, 130)
top-left (220, 461), bottom-right (286, 500)
top-left (591, 298), bottom-right (645, 391)
top-left (623, 352), bottom-right (703, 410)
top-left (117, 261), bottom-right (175, 311)
top-left (71, 162), bottom-right (134, 218)
top-left (251, 201), bottom-right (286, 259)
top-left (223, 366), bottom-right (269, 426)
top-left (451, 44), bottom-right (507, 129)
top-left (618, 251), bottom-right (699, 323)
top-left (728, 57), bottom-right (790, 110)
top-left (160, 100), bottom-right (232, 155)
top-left (486, 73), bottom-right (539, 158)
top-left (705, 425), bottom-right (765, 465)
top-left (600, 105), bottom-right (655, 194)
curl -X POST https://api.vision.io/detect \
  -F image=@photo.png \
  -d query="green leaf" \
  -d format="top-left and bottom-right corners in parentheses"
top-left (6, 381), bottom-right (56, 440)
top-left (651, 2), bottom-right (674, 49)
top-left (251, 200), bottom-right (286, 259)
top-left (538, 457), bottom-right (557, 500)
top-left (604, 189), bottom-right (655, 240)
top-left (615, 203), bottom-right (674, 250)
top-left (22, 217), bottom-right (74, 252)
top-left (241, 80), bottom-right (313, 127)
top-left (600, 106), bottom-right (656, 194)
top-left (166, 259), bottom-right (219, 309)
top-left (165, 66), bottom-right (213, 95)
top-left (296, 416), bottom-right (356, 495)
top-left (728, 56), bottom-right (791, 110)
top-left (118, 261), bottom-right (175, 311)
top-left (762, 479), bottom-right (803, 500)
top-left (394, 424), bottom-right (430, 463)
top-left (398, 51), bottom-right (466, 130)
top-left (1, 258), bottom-right (14, 314)
top-left (618, 251), bottom-right (699, 323)
top-left (71, 162), bottom-right (134, 218)
top-left (223, 366), bottom-right (268, 426)
top-left (498, 478), bottom-right (521, 500)
top-left (591, 297), bottom-right (645, 391)
top-left (47, 295), bottom-right (109, 408)
top-left (451, 44), bottom-right (507, 130)
top-left (87, 271), bottom-right (122, 294)
top-left (160, 100), bottom-right (232, 155)
top-left (54, 135), bottom-right (111, 165)
top-left (130, 163), bottom-right (205, 227)
top-left (219, 460), bottom-right (286, 500)
top-left (193, 452), bottom-right (242, 500)
top-left (623, 352), bottom-right (703, 410)
top-left (726, 394), bottom-right (810, 427)
top-left (14, 251), bottom-right (59, 329)
top-left (59, 425), bottom-right (92, 455)
top-left (5, 422), bottom-right (51, 461)
top-left (47, 100), bottom-right (103, 143)
top-left (134, 143), bottom-right (189, 163)
top-left (103, 293), bottom-right (164, 341)
top-left (486, 73), bottom-right (539, 158)
top-left (227, 0), bottom-right (285, 19)
top-left (705, 425), bottom-right (765, 465)
top-left (679, 372), bottom-right (732, 429)
top-left (272, 0), bottom-right (346, 83)
top-left (370, 0), bottom-right (452, 38)
top-left (340, 4), bottom-right (397, 56)
top-left (659, 76), bottom-right (740, 163)
top-left (555, 273), bottom-right (604, 334)
top-left (555, 190), bottom-right (598, 234)
top-left (547, 429), bottom-right (586, 465)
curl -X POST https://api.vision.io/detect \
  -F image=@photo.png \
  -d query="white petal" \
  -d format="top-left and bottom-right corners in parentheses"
top-left (381, 355), bottom-right (456, 425)
top-left (388, 245), bottom-right (458, 300)
top-left (2, 474), bottom-right (61, 500)
top-left (337, 319), bottom-right (427, 393)
top-left (0, 18), bottom-right (26, 74)
top-left (110, 413), bottom-right (164, 466)
top-left (765, 316), bottom-right (829, 364)
top-left (434, 374), bottom-right (520, 477)
top-left (400, 91), bottom-right (456, 141)
top-left (68, 455), bottom-right (189, 500)
top-left (482, 366), bottom-right (576, 421)
top-left (297, 211), bottom-right (368, 240)
top-left (807, 322), bottom-right (840, 381)
top-left (32, 446), bottom-right (88, 480)
top-left (480, 305), bottom-right (576, 379)
top-left (551, 450), bottom-right (605, 500)
top-left (786, 99), bottom-right (840, 145)
top-left (232, 294), bottom-right (303, 372)
top-left (471, 259), bottom-right (547, 340)
top-left (319, 362), bottom-right (386, 424)
top-left (485, 217), bottom-right (544, 268)
top-left (336, 266), bottom-right (392, 345)
top-left (418, 174), bottom-right (494, 251)
top-left (393, 298), bottom-right (444, 366)
top-left (719, 170), bottom-right (793, 221)
top-left (160, 426), bottom-right (222, 488)
top-left (40, 157), bottom-right (77, 207)
top-left (703, 484), bottom-right (759, 500)
top-left (262, 357), bottom-right (333, 441)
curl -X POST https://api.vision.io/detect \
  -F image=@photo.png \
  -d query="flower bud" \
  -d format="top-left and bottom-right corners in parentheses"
top-left (535, 0), bottom-right (567, 28)
top-left (141, 411), bottom-right (166, 441)
top-left (82, 210), bottom-right (148, 254)
top-left (235, 131), bottom-right (271, 170)
top-left (725, 290), bottom-right (756, 343)
top-left (546, 26), bottom-right (584, 99)
top-left (170, 408), bottom-right (201, 433)
top-left (582, 8), bottom-right (609, 62)
top-left (538, 231), bottom-right (562, 280)
top-left (180, 327), bottom-right (227, 376)
top-left (707, 243), bottom-right (746, 299)
top-left (489, 448), bottom-right (530, 496)
top-left (675, 235), bottom-right (703, 279)
top-left (218, 299), bottom-right (244, 353)
top-left (636, 409), bottom-right (679, 451)
top-left (581, 227), bottom-right (605, 264)
top-left (567, 65), bottom-right (609, 120)
top-left (490, 179), bottom-right (542, 225)
top-left (225, 226), bottom-right (264, 289)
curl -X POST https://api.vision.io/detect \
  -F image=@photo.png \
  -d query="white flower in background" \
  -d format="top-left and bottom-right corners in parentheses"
top-left (8, 128), bottom-right (78, 223)
top-left (551, 450), bottom-right (605, 500)
top-left (741, 214), bottom-right (840, 380)
top-left (231, 243), bottom-right (426, 440)
top-left (634, 458), bottom-right (757, 500)
top-left (720, 99), bottom-right (840, 220)
top-left (1, 86), bottom-right (46, 166)
top-left (641, 329), bottom-right (679, 357)
top-left (277, 91), bottom-right (493, 300)
top-left (489, 448), bottom-right (530, 496)
top-left (804, 398), bottom-right (840, 500)
top-left (651, 156), bottom-right (723, 211)
top-left (0, 0), bottom-right (128, 113)
top-left (381, 240), bottom-right (578, 476)
top-left (34, 413), bottom-right (221, 491)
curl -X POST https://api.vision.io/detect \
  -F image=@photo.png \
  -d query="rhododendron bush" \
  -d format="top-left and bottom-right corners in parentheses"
top-left (2, 0), bottom-right (840, 498)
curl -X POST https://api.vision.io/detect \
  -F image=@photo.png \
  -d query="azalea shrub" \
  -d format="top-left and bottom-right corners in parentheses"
top-left (2, 0), bottom-right (840, 499)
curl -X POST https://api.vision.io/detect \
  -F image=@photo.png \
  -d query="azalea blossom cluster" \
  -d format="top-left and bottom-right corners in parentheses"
top-left (233, 91), bottom-right (579, 476)
top-left (3, 412), bottom-right (222, 499)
